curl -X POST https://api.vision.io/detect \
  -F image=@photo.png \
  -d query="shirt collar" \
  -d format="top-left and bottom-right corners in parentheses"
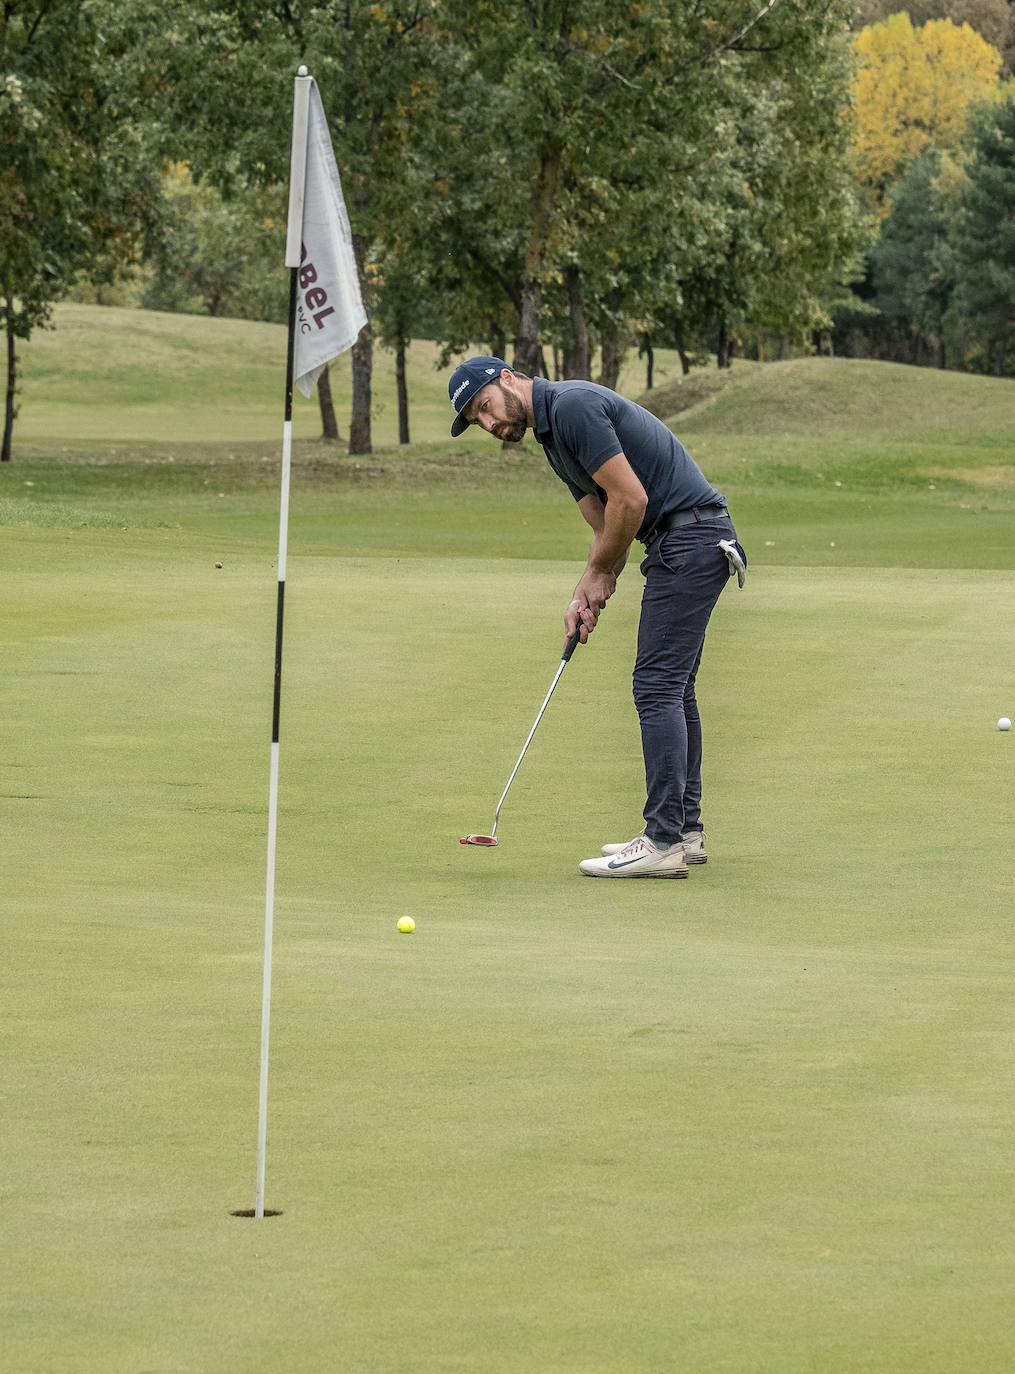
top-left (531, 377), bottom-right (552, 443)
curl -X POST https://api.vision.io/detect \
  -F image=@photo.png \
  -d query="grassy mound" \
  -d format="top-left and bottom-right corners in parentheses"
top-left (640, 355), bottom-right (1015, 445)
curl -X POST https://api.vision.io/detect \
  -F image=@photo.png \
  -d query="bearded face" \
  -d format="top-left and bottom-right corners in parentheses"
top-left (469, 379), bottom-right (528, 442)
top-left (493, 383), bottom-right (528, 443)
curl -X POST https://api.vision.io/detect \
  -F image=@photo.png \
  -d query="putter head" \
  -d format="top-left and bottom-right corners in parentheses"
top-left (460, 834), bottom-right (499, 846)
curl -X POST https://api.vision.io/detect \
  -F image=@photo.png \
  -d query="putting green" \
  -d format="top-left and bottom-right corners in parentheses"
top-left (4, 522), bottom-right (1015, 1372)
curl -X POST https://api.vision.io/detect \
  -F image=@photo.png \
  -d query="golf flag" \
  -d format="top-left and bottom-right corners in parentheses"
top-left (253, 68), bottom-right (367, 1222)
top-left (287, 76), bottom-right (367, 397)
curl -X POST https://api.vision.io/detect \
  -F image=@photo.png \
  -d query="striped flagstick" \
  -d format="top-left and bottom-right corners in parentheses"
top-left (254, 66), bottom-right (366, 1220)
top-left (254, 71), bottom-right (308, 1222)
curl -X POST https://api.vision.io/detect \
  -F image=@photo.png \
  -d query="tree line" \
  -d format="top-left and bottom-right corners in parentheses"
top-left (839, 6), bottom-right (1015, 376)
top-left (3, 0), bottom-right (1014, 461)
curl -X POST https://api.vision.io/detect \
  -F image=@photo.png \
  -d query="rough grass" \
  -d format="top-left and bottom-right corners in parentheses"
top-left (15, 303), bottom-right (666, 448)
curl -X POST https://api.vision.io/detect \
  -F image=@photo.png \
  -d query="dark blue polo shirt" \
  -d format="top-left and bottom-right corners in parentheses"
top-left (531, 377), bottom-right (725, 544)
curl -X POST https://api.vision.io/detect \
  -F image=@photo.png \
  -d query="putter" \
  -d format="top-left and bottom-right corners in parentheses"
top-left (461, 627), bottom-right (583, 847)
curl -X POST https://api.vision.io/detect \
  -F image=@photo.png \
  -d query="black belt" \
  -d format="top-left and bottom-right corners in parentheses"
top-left (644, 502), bottom-right (729, 546)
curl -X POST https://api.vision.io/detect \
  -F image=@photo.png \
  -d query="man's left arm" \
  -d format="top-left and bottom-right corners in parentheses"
top-left (566, 452), bottom-right (647, 642)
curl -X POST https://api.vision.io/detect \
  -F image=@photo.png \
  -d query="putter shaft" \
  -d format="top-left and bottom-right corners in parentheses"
top-left (489, 627), bottom-right (582, 839)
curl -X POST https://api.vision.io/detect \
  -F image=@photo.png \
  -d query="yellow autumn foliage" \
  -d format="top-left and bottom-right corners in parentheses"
top-left (853, 14), bottom-right (1001, 208)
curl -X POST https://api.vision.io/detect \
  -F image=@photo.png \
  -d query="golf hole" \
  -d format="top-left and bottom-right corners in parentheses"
top-left (230, 1208), bottom-right (284, 1218)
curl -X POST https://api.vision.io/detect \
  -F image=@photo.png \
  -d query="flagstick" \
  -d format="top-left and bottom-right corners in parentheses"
top-left (255, 66), bottom-right (312, 1222)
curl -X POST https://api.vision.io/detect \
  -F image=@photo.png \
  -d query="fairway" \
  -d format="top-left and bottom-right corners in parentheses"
top-left (4, 310), bottom-right (1015, 1372)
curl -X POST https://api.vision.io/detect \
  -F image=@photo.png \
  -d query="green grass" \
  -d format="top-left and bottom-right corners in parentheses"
top-left (660, 355), bottom-right (1015, 441)
top-left (3, 307), bottom-right (1015, 1372)
top-left (14, 304), bottom-right (699, 448)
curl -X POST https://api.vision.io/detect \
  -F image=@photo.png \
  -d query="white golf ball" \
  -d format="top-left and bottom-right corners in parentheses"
top-left (999, 717), bottom-right (1012, 732)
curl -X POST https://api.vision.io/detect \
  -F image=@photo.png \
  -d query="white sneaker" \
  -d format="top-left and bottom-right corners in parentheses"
top-left (602, 830), bottom-right (707, 864)
top-left (580, 836), bottom-right (689, 879)
top-left (681, 830), bottom-right (707, 864)
top-left (600, 835), bottom-right (641, 856)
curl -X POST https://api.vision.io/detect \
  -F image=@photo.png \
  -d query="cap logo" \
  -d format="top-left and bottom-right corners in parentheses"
top-left (449, 357), bottom-right (509, 434)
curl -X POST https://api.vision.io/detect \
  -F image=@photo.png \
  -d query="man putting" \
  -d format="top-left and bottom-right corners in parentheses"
top-left (449, 357), bottom-right (746, 878)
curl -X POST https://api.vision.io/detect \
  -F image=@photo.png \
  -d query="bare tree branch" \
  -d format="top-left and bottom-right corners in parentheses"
top-left (705, 0), bottom-right (781, 61)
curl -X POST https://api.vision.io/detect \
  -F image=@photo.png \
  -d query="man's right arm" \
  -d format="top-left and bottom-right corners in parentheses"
top-left (577, 493), bottom-right (629, 573)
top-left (565, 488), bottom-right (639, 647)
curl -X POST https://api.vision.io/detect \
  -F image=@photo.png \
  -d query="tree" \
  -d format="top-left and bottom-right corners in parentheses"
top-left (370, 246), bottom-right (444, 445)
top-left (853, 14), bottom-right (1002, 211)
top-left (949, 94), bottom-right (1015, 374)
top-left (869, 153), bottom-right (955, 365)
top-left (852, 0), bottom-right (1013, 61)
top-left (138, 161), bottom-right (344, 438)
top-left (595, 0), bottom-right (867, 371)
top-left (1, 0), bottom-right (160, 460)
top-left (125, 0), bottom-right (868, 438)
top-left (679, 44), bottom-right (869, 367)
top-left (131, 0), bottom-right (443, 455)
top-left (427, 0), bottom-right (866, 379)
top-left (142, 166), bottom-right (287, 321)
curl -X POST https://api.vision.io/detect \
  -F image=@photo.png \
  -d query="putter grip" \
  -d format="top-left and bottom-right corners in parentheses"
top-left (562, 627), bottom-right (582, 662)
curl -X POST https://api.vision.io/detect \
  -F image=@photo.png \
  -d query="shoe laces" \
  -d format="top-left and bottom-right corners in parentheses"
top-left (618, 836), bottom-right (653, 859)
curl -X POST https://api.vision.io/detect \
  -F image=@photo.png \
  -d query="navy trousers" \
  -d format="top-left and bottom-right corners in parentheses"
top-left (633, 515), bottom-right (739, 846)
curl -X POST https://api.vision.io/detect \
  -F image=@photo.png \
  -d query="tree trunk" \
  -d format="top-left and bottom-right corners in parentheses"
top-left (514, 154), bottom-right (559, 375)
top-left (597, 327), bottom-right (620, 389)
top-left (812, 329), bottom-right (834, 358)
top-left (596, 287), bottom-right (624, 390)
top-left (717, 317), bottom-right (732, 369)
top-left (640, 334), bottom-right (654, 390)
top-left (516, 283), bottom-right (542, 376)
top-left (2, 304), bottom-right (15, 463)
top-left (395, 334), bottom-right (410, 445)
top-left (675, 324), bottom-right (691, 376)
top-left (348, 231), bottom-right (372, 454)
top-left (562, 264), bottom-right (590, 379)
top-left (349, 322), bottom-right (372, 454)
top-left (317, 363), bottom-right (340, 441)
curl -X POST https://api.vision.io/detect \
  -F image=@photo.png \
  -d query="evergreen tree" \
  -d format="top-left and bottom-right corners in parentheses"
top-left (869, 154), bottom-right (954, 366)
top-left (950, 94), bottom-right (1015, 374)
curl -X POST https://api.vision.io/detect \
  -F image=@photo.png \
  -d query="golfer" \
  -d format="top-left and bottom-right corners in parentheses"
top-left (449, 356), bottom-right (746, 878)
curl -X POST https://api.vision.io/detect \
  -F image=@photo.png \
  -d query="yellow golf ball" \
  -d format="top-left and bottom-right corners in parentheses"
top-left (397, 916), bottom-right (415, 934)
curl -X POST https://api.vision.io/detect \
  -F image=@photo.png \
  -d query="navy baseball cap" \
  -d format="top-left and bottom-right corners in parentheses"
top-left (448, 356), bottom-right (509, 436)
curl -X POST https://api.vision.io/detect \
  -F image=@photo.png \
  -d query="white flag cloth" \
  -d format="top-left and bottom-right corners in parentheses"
top-left (292, 81), bottom-right (367, 398)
